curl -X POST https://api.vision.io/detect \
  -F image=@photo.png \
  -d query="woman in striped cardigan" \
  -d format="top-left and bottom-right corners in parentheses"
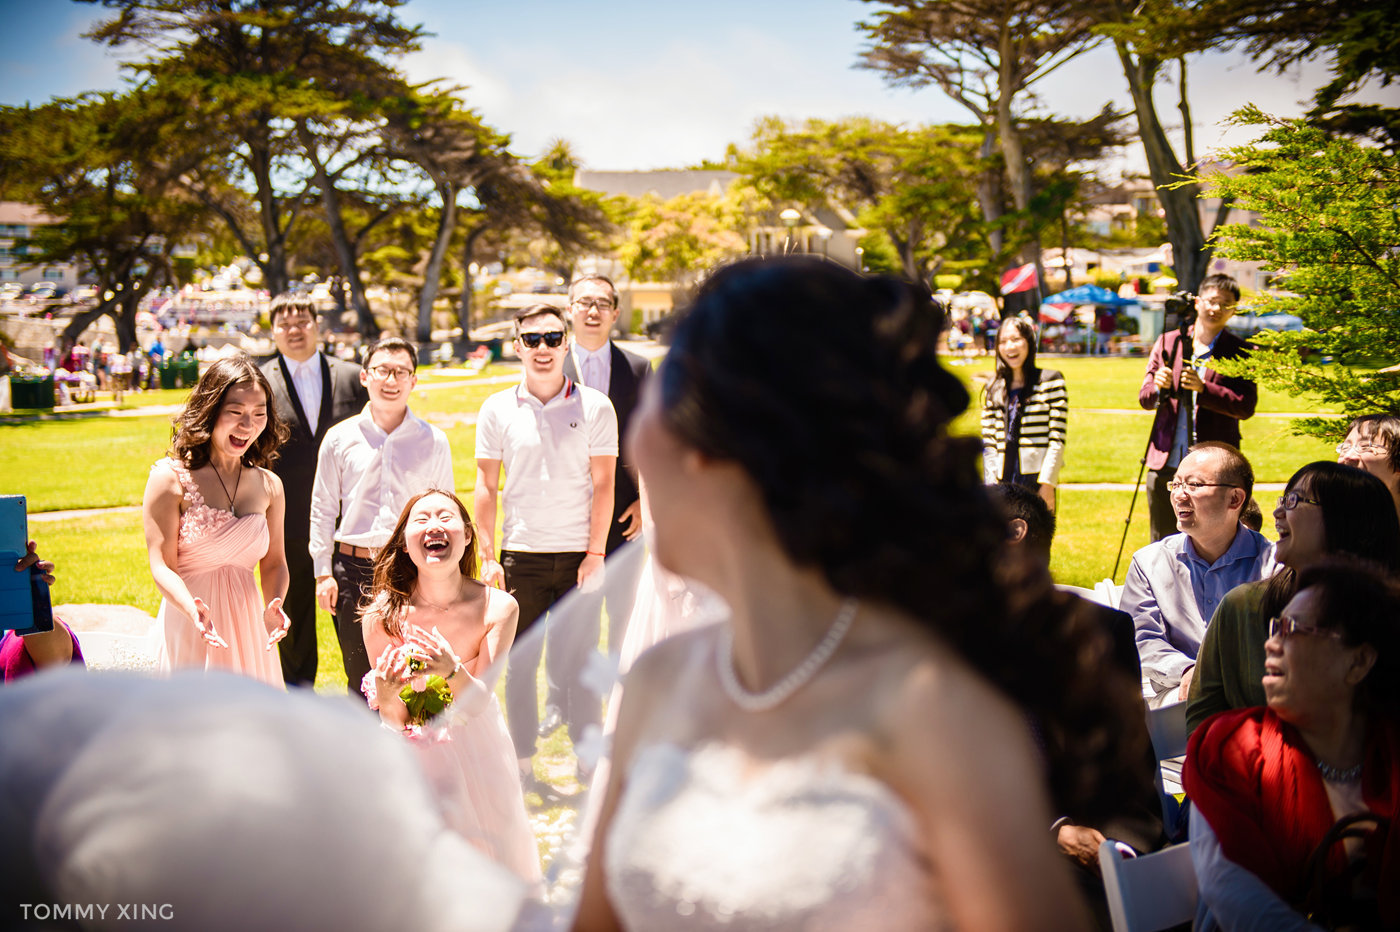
top-left (981, 316), bottom-right (1068, 512)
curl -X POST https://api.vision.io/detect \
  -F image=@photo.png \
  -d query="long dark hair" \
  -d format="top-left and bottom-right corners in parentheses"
top-left (984, 315), bottom-right (1040, 409)
top-left (170, 354), bottom-right (287, 469)
top-left (360, 489), bottom-right (481, 641)
top-left (1295, 556), bottom-right (1400, 713)
top-left (659, 256), bottom-right (1144, 823)
top-left (1262, 461), bottom-right (1400, 620)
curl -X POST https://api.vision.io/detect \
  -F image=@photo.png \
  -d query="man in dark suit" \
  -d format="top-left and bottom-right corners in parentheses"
top-left (538, 274), bottom-right (651, 747)
top-left (1139, 273), bottom-right (1257, 542)
top-left (259, 295), bottom-right (368, 687)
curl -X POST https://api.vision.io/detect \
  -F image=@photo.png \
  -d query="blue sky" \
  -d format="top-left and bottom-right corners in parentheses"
top-left (0, 0), bottom-right (1373, 173)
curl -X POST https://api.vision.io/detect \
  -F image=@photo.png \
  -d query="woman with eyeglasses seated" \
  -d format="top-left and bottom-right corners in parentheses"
top-left (571, 257), bottom-right (1147, 931)
top-left (1338, 414), bottom-right (1400, 526)
top-left (1184, 556), bottom-right (1400, 931)
top-left (1187, 462), bottom-right (1400, 733)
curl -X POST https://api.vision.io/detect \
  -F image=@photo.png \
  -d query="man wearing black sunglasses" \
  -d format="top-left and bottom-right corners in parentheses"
top-left (474, 304), bottom-right (618, 784)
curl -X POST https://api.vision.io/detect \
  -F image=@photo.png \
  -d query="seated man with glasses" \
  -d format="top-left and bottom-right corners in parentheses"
top-left (309, 336), bottom-right (453, 698)
top-left (1120, 442), bottom-right (1275, 708)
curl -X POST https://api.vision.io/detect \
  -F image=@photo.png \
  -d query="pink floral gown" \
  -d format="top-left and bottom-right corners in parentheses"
top-left (154, 457), bottom-right (284, 687)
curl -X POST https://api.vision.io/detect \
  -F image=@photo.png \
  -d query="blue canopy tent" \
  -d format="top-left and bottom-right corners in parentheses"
top-left (1041, 284), bottom-right (1140, 307)
top-left (1038, 284), bottom-right (1141, 353)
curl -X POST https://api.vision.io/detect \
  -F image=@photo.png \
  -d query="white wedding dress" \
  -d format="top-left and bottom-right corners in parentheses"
top-left (604, 742), bottom-right (950, 930)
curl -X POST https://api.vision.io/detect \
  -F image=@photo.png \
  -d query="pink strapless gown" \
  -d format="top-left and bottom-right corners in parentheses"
top-left (372, 628), bottom-right (540, 883)
top-left (154, 458), bottom-right (284, 687)
top-left (413, 690), bottom-right (542, 884)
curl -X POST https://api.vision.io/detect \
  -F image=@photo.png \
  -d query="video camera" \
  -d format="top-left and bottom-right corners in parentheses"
top-left (1163, 290), bottom-right (1198, 334)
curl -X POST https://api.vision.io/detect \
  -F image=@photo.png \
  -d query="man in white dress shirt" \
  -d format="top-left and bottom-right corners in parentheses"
top-left (309, 336), bottom-right (454, 698)
top-left (474, 305), bottom-right (617, 781)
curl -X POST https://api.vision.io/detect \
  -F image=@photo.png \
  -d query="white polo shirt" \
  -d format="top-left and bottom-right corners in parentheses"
top-left (475, 379), bottom-right (618, 552)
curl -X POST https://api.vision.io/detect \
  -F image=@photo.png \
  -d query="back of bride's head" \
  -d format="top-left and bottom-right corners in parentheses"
top-left (660, 257), bottom-right (1146, 823)
top-left (660, 256), bottom-right (1005, 632)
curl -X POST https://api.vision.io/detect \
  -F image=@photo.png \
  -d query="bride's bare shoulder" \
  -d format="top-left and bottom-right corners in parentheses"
top-left (624, 624), bottom-right (721, 693)
top-left (872, 636), bottom-right (1032, 763)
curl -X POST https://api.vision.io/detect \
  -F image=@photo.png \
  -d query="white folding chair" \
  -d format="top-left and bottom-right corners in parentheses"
top-left (1099, 839), bottom-right (1197, 932)
top-left (1094, 577), bottom-right (1125, 610)
top-left (1146, 701), bottom-right (1190, 835)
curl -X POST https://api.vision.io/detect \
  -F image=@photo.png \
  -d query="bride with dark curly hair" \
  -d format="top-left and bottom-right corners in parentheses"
top-left (571, 257), bottom-right (1146, 930)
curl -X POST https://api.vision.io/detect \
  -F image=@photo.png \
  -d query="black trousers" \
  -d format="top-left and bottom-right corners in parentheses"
top-left (277, 544), bottom-right (319, 687)
top-left (1145, 465), bottom-right (1180, 544)
top-left (331, 549), bottom-right (374, 702)
top-left (502, 550), bottom-right (593, 760)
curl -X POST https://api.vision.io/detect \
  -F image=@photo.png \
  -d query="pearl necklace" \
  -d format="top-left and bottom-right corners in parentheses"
top-left (1315, 758), bottom-right (1363, 784)
top-left (716, 598), bottom-right (859, 712)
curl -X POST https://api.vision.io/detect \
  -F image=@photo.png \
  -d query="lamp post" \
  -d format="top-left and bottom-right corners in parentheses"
top-left (815, 226), bottom-right (831, 259)
top-left (779, 208), bottom-right (801, 254)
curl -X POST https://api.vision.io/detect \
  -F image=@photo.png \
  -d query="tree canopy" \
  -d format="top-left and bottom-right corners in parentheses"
top-left (0, 85), bottom-right (212, 351)
top-left (1205, 108), bottom-right (1400, 435)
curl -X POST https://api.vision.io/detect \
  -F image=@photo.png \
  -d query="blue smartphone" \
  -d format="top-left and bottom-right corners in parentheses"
top-left (0, 495), bottom-right (53, 634)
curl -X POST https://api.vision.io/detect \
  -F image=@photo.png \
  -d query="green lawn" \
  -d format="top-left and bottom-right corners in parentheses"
top-left (946, 354), bottom-right (1336, 483)
top-left (948, 353), bottom-right (1333, 414)
top-left (4, 353), bottom-right (1339, 600)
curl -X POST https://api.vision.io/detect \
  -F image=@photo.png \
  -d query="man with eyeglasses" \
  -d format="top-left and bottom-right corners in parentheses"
top-left (309, 336), bottom-right (453, 698)
top-left (259, 294), bottom-right (368, 687)
top-left (1120, 442), bottom-right (1275, 708)
top-left (474, 305), bottom-right (618, 786)
top-left (1139, 273), bottom-right (1257, 542)
top-left (560, 276), bottom-right (651, 666)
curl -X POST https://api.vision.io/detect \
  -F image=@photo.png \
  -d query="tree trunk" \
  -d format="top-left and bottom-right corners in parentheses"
top-left (299, 129), bottom-right (378, 338)
top-left (458, 226), bottom-right (487, 338)
top-left (115, 290), bottom-right (141, 351)
top-left (1114, 41), bottom-right (1212, 294)
top-left (888, 226), bottom-right (919, 282)
top-left (418, 182), bottom-right (458, 343)
top-left (247, 140), bottom-right (291, 297)
top-left (977, 127), bottom-right (1005, 259)
top-left (61, 277), bottom-right (153, 353)
top-left (1060, 210), bottom-right (1074, 289)
top-left (996, 26), bottom-right (1043, 272)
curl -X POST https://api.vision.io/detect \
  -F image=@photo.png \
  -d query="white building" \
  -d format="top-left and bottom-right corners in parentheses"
top-left (0, 203), bottom-right (81, 289)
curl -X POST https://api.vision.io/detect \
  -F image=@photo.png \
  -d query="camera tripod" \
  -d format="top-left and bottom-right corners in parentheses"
top-left (1112, 301), bottom-right (1198, 579)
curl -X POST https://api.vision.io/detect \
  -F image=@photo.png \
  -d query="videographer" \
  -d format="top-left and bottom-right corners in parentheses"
top-left (1139, 274), bottom-right (1257, 542)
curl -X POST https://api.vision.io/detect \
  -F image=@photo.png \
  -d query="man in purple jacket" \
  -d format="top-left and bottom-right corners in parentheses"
top-left (1139, 274), bottom-right (1257, 542)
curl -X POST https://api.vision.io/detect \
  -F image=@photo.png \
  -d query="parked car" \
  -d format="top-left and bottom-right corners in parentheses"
top-left (22, 282), bottom-right (68, 303)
